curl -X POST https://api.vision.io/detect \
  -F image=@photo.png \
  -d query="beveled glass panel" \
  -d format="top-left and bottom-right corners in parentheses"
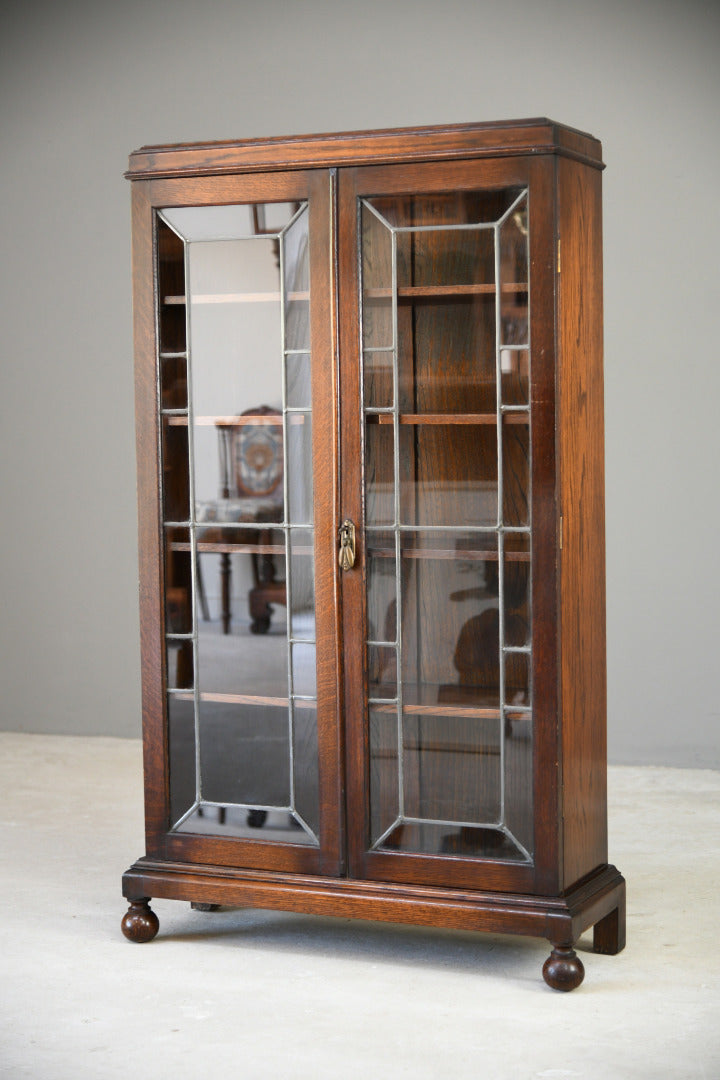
top-left (173, 805), bottom-right (317, 844)
top-left (360, 186), bottom-right (534, 867)
top-left (188, 238), bottom-right (282, 422)
top-left (502, 418), bottom-right (530, 527)
top-left (286, 352), bottom-right (312, 409)
top-left (293, 702), bottom-right (320, 837)
top-left (504, 710), bottom-right (534, 858)
top-left (161, 202), bottom-right (298, 241)
top-left (395, 226), bottom-right (495, 289)
top-left (166, 638), bottom-right (193, 691)
top-left (505, 651), bottom-right (530, 707)
top-left (161, 417), bottom-right (190, 522)
top-left (369, 705), bottom-right (400, 846)
top-left (366, 190), bottom-right (523, 229)
top-left (402, 712), bottom-right (501, 823)
top-left (399, 532), bottom-right (500, 703)
top-left (158, 201), bottom-right (320, 845)
top-left (157, 218), bottom-right (187, 358)
top-left (163, 527), bottom-right (192, 634)
top-left (284, 206), bottom-right (310, 352)
top-left (160, 354), bottom-right (188, 411)
top-left (289, 528), bottom-right (315, 639)
top-left (500, 348), bottom-right (529, 407)
top-left (365, 531), bottom-right (396, 644)
top-left (199, 700), bottom-right (290, 807)
top-left (375, 821), bottom-right (527, 860)
top-left (500, 194), bottom-right (528, 346)
top-left (397, 298), bottom-right (496, 414)
top-left (197, 617), bottom-right (288, 698)
top-left (361, 202), bottom-right (393, 352)
top-left (364, 419), bottom-right (395, 527)
top-left (399, 423), bottom-right (498, 529)
top-left (504, 534), bottom-right (531, 648)
top-left (287, 413), bottom-right (313, 525)
top-left (167, 692), bottom-right (196, 828)
top-left (292, 643), bottom-right (316, 698)
top-left (368, 644), bottom-right (397, 700)
top-left (363, 351), bottom-right (394, 410)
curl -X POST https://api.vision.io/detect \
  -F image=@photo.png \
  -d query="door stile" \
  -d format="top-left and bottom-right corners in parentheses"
top-left (336, 168), bottom-right (370, 875)
top-left (132, 180), bottom-right (171, 857)
top-left (525, 155), bottom-right (560, 896)
top-left (306, 167), bottom-right (345, 875)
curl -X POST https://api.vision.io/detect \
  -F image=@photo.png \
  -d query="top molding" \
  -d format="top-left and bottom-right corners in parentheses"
top-left (126, 118), bottom-right (603, 180)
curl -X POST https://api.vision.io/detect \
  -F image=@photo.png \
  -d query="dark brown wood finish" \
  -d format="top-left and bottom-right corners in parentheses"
top-left (338, 155), bottom-right (561, 896)
top-left (132, 181), bottom-right (169, 855)
top-left (132, 169), bottom-right (342, 876)
top-left (556, 156), bottom-right (608, 889)
top-left (127, 119), bottom-right (602, 179)
top-left (124, 120), bottom-right (624, 990)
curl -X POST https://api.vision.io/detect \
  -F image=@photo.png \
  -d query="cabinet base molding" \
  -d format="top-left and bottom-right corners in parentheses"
top-left (122, 859), bottom-right (624, 989)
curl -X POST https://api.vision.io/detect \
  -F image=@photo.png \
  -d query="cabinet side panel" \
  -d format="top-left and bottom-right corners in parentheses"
top-left (132, 183), bottom-right (169, 850)
top-left (557, 158), bottom-right (608, 888)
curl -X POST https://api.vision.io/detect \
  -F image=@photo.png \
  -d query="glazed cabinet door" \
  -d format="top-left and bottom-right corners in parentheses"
top-left (338, 157), bottom-right (560, 893)
top-left (133, 170), bottom-right (343, 876)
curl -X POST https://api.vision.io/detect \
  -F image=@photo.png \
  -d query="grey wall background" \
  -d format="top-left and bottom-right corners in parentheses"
top-left (1, 0), bottom-right (718, 766)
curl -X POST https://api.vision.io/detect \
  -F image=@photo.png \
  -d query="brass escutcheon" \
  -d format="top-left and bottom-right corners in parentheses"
top-left (338, 519), bottom-right (356, 571)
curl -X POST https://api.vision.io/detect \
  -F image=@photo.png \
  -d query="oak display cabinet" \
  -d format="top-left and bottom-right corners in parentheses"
top-left (121, 119), bottom-right (625, 990)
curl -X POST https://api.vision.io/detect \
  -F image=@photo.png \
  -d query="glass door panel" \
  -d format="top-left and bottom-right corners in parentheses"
top-left (156, 202), bottom-right (322, 848)
top-left (360, 187), bottom-right (533, 866)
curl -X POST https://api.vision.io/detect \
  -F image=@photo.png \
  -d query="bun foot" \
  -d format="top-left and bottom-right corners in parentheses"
top-left (121, 899), bottom-right (159, 943)
top-left (542, 945), bottom-right (585, 991)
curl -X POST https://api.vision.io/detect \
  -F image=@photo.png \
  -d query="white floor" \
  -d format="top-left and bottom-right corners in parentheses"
top-left (1, 733), bottom-right (719, 1079)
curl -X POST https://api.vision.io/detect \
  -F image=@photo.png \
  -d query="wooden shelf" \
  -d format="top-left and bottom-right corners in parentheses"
top-left (169, 540), bottom-right (307, 556)
top-left (366, 412), bottom-right (528, 426)
top-left (164, 291), bottom-right (309, 305)
top-left (369, 683), bottom-right (530, 720)
top-left (365, 283), bottom-right (527, 300)
top-left (164, 414), bottom-right (304, 427)
top-left (171, 691), bottom-right (315, 708)
top-left (365, 544), bottom-right (529, 562)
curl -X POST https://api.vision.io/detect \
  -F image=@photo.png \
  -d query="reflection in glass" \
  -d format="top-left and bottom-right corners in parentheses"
top-left (286, 414), bottom-right (313, 525)
top-left (500, 194), bottom-right (528, 347)
top-left (288, 528), bottom-right (315, 639)
top-left (504, 534), bottom-right (531, 649)
top-left (286, 352), bottom-right (312, 409)
top-left (399, 532), bottom-right (500, 704)
top-left (361, 188), bottom-right (533, 863)
top-left (366, 531), bottom-right (396, 644)
top-left (402, 712), bottom-right (500, 823)
top-left (168, 692), bottom-right (196, 829)
top-left (369, 706), bottom-right (400, 847)
top-left (293, 703), bottom-right (320, 836)
top-left (292, 643), bottom-right (317, 698)
top-left (398, 423), bottom-right (498, 528)
top-left (398, 300), bottom-right (496, 414)
top-left (161, 418), bottom-right (190, 523)
top-left (364, 421), bottom-right (395, 528)
top-left (368, 644), bottom-right (397, 699)
top-left (502, 419), bottom-right (530, 527)
top-left (163, 527), bottom-right (192, 635)
top-left (199, 700), bottom-right (290, 806)
top-left (361, 202), bottom-right (394, 353)
top-left (501, 348), bottom-right (529, 406)
top-left (158, 202), bottom-right (320, 846)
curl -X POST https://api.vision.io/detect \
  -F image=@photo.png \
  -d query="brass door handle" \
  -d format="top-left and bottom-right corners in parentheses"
top-left (338, 519), bottom-right (356, 571)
